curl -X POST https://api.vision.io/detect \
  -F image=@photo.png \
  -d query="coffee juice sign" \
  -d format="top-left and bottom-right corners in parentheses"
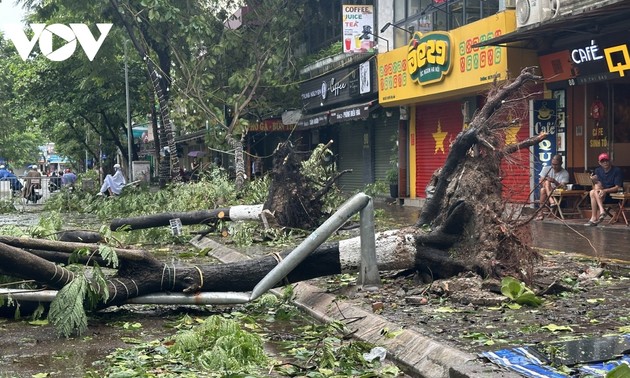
top-left (532, 100), bottom-right (557, 178)
top-left (342, 5), bottom-right (374, 54)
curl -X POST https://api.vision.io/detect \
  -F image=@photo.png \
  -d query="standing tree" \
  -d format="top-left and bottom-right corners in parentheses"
top-left (108, 0), bottom-right (305, 187)
top-left (0, 37), bottom-right (44, 166)
top-left (6, 1), bottom-right (149, 172)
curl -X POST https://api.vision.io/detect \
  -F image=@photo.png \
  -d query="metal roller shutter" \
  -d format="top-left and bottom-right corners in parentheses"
top-left (374, 113), bottom-right (399, 183)
top-left (337, 123), bottom-right (365, 192)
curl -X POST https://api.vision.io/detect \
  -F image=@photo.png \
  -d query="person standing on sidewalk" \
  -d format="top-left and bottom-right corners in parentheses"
top-left (62, 168), bottom-right (77, 188)
top-left (584, 153), bottom-right (623, 226)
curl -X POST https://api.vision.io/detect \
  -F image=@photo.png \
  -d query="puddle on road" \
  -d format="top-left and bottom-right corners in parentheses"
top-left (531, 334), bottom-right (630, 367)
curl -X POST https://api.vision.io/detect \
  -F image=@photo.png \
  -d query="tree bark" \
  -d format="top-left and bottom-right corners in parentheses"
top-left (110, 205), bottom-right (264, 231)
top-left (1, 211), bottom-right (478, 308)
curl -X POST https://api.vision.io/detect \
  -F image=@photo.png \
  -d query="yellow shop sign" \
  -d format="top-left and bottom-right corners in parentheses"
top-left (378, 11), bottom-right (514, 106)
top-left (408, 32), bottom-right (452, 85)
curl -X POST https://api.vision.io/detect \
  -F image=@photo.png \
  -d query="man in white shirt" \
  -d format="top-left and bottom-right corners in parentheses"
top-left (537, 154), bottom-right (569, 219)
top-left (97, 163), bottom-right (126, 196)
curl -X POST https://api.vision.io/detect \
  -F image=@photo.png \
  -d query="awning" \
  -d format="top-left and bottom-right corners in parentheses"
top-left (132, 126), bottom-right (148, 138)
top-left (297, 101), bottom-right (379, 129)
top-left (473, 2), bottom-right (630, 49)
top-left (46, 154), bottom-right (69, 164)
top-left (296, 112), bottom-right (329, 129)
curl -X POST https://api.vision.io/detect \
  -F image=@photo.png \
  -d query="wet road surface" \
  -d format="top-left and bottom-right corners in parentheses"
top-left (379, 201), bottom-right (629, 263)
top-left (530, 220), bottom-right (630, 262)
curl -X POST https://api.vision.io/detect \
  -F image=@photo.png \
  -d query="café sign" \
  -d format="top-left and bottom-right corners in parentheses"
top-left (540, 32), bottom-right (630, 86)
top-left (299, 60), bottom-right (375, 111)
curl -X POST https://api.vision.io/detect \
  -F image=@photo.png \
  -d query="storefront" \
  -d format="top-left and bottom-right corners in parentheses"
top-left (247, 119), bottom-right (304, 178)
top-left (378, 11), bottom-right (538, 202)
top-left (298, 57), bottom-right (394, 192)
top-left (539, 31), bottom-right (630, 180)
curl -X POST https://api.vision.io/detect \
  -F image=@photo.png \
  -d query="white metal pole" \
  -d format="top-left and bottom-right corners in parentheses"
top-left (125, 40), bottom-right (133, 181)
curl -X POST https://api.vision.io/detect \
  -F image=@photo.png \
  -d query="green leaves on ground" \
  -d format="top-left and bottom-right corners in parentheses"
top-left (500, 277), bottom-right (543, 307)
top-left (49, 275), bottom-right (89, 337)
top-left (174, 316), bottom-right (269, 375)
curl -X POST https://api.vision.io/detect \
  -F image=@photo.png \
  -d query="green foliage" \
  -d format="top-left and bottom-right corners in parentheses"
top-left (386, 167), bottom-right (399, 184)
top-left (49, 275), bottom-right (90, 337)
top-left (241, 174), bottom-right (271, 204)
top-left (0, 224), bottom-right (28, 237)
top-left (29, 211), bottom-right (63, 238)
top-left (500, 277), bottom-right (543, 307)
top-left (607, 363), bottom-right (630, 377)
top-left (173, 316), bottom-right (270, 375)
top-left (98, 245), bottom-right (119, 269)
top-left (0, 199), bottom-right (18, 214)
top-left (227, 221), bottom-right (258, 247)
top-left (303, 41), bottom-right (344, 66)
top-left (301, 143), bottom-right (346, 214)
top-left (364, 181), bottom-right (389, 197)
top-left (387, 131), bottom-right (399, 184)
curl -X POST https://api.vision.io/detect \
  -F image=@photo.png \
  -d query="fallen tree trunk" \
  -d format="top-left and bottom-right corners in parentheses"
top-left (0, 200), bottom-right (481, 308)
top-left (0, 233), bottom-right (409, 306)
top-left (110, 205), bottom-right (264, 231)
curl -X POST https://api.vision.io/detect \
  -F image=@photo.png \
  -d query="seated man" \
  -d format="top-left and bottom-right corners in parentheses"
top-left (584, 153), bottom-right (623, 226)
top-left (62, 168), bottom-right (78, 188)
top-left (537, 154), bottom-right (569, 220)
top-left (97, 163), bottom-right (126, 196)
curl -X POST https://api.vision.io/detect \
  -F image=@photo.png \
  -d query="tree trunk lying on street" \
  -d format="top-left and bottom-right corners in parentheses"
top-left (1, 68), bottom-right (545, 312)
top-left (110, 141), bottom-right (349, 232)
top-left (0, 201), bottom-right (479, 308)
top-left (110, 205), bottom-right (264, 231)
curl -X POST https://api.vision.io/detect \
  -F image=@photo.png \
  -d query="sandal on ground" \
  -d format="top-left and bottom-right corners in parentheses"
top-left (584, 220), bottom-right (598, 227)
top-left (598, 213), bottom-right (606, 222)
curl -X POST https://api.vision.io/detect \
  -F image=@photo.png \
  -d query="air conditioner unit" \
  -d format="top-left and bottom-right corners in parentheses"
top-left (516, 0), bottom-right (560, 28)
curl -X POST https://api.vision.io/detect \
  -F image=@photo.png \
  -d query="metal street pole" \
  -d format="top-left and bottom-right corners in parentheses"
top-left (124, 40), bottom-right (132, 181)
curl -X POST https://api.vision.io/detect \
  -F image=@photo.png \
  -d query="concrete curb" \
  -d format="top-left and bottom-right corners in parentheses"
top-left (198, 237), bottom-right (518, 378)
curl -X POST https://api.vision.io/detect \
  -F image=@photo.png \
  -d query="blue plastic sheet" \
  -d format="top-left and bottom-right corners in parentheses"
top-left (481, 345), bottom-right (630, 377)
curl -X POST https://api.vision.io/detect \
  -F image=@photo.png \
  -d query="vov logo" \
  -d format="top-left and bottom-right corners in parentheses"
top-left (4, 23), bottom-right (113, 61)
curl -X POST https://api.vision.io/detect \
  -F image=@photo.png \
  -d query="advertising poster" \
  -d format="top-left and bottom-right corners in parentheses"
top-left (342, 5), bottom-right (374, 54)
top-left (531, 99), bottom-right (558, 200)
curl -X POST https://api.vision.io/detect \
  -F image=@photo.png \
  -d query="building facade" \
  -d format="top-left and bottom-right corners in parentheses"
top-left (480, 0), bottom-right (630, 192)
top-left (378, 9), bottom-right (539, 203)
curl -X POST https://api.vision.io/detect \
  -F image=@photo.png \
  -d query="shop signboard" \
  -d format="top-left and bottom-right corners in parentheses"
top-left (342, 5), bottom-right (374, 54)
top-left (249, 119), bottom-right (293, 132)
top-left (377, 11), bottom-right (513, 106)
top-left (539, 32), bottom-right (630, 86)
top-left (299, 60), bottom-right (376, 111)
top-left (531, 99), bottom-right (558, 197)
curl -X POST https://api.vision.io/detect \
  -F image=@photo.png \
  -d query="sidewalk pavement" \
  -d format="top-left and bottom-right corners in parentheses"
top-left (194, 237), bottom-right (519, 378)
